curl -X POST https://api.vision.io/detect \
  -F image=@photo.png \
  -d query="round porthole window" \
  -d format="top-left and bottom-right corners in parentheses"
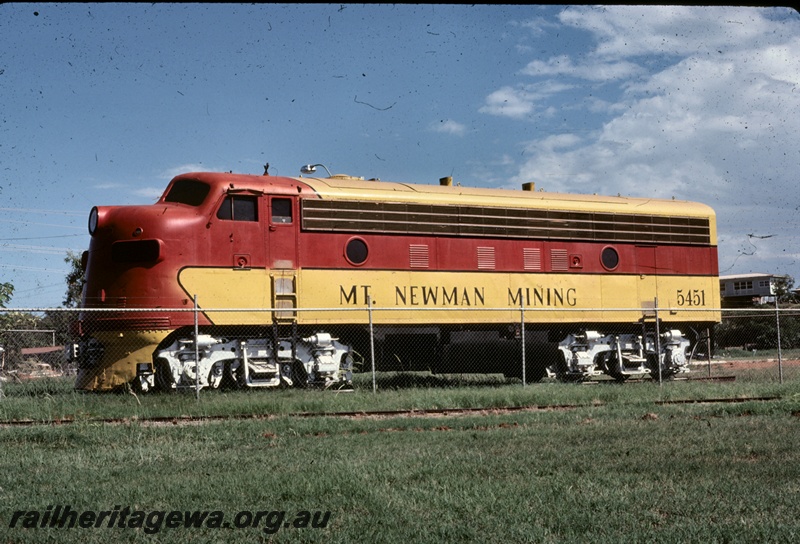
top-left (345, 238), bottom-right (369, 265)
top-left (601, 246), bottom-right (619, 270)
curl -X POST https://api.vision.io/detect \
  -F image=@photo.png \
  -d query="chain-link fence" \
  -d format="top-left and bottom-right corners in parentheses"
top-left (2, 304), bottom-right (799, 398)
top-left (710, 306), bottom-right (800, 382)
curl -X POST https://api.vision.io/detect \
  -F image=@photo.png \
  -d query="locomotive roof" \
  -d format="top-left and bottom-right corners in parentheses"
top-left (173, 171), bottom-right (715, 219)
top-left (297, 174), bottom-right (716, 219)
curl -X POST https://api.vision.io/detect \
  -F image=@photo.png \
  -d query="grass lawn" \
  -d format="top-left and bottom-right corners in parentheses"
top-left (2, 373), bottom-right (800, 543)
top-left (0, 357), bottom-right (797, 423)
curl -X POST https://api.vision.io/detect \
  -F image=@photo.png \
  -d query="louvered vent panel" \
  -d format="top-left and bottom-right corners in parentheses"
top-left (477, 247), bottom-right (496, 270)
top-left (302, 199), bottom-right (712, 245)
top-left (523, 248), bottom-right (542, 271)
top-left (409, 244), bottom-right (430, 268)
top-left (551, 249), bottom-right (568, 271)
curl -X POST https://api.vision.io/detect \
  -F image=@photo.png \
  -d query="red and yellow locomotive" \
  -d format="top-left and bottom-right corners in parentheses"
top-left (73, 166), bottom-right (719, 391)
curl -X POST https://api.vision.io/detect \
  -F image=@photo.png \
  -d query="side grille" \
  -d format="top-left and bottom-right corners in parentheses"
top-left (301, 200), bottom-right (711, 245)
top-left (409, 244), bottom-right (430, 268)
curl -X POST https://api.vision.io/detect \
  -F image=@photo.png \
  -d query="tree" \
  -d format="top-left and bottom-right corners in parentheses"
top-left (0, 282), bottom-right (13, 308)
top-left (0, 305), bottom-right (44, 371)
top-left (774, 275), bottom-right (798, 304)
top-left (0, 281), bottom-right (19, 332)
top-left (64, 250), bottom-right (85, 308)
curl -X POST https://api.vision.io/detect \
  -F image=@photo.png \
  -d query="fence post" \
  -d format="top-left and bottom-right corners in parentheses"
top-left (776, 297), bottom-right (783, 384)
top-left (194, 294), bottom-right (200, 401)
top-left (654, 297), bottom-right (662, 386)
top-left (0, 344), bottom-right (4, 400)
top-left (520, 299), bottom-right (526, 387)
top-left (367, 295), bottom-right (376, 394)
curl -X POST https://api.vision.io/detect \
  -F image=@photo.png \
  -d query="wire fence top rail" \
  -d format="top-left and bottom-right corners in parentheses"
top-left (0, 305), bottom-right (763, 314)
top-left (3, 300), bottom-right (800, 395)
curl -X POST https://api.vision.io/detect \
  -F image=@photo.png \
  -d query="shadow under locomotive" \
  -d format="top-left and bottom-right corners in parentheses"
top-left (89, 318), bottom-right (711, 393)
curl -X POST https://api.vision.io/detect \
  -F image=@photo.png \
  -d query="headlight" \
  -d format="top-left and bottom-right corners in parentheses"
top-left (88, 206), bottom-right (99, 235)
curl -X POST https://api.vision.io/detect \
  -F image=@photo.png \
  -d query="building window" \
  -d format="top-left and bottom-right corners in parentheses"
top-left (733, 281), bottom-right (753, 292)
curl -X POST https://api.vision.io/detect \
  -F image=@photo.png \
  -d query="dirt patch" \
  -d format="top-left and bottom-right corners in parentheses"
top-left (694, 358), bottom-right (800, 372)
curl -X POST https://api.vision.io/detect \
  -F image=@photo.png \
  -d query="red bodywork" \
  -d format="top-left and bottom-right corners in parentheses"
top-left (82, 173), bottom-right (315, 331)
top-left (83, 171), bottom-right (719, 324)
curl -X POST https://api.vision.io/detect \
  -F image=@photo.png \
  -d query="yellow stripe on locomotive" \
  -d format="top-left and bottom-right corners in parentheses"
top-left (177, 268), bottom-right (720, 326)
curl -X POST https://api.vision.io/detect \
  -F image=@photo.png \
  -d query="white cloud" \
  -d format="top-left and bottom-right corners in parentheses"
top-left (503, 7), bottom-right (800, 277)
top-left (479, 86), bottom-right (535, 118)
top-left (521, 55), bottom-right (643, 81)
top-left (160, 164), bottom-right (207, 179)
top-left (516, 16), bottom-right (557, 37)
top-left (479, 82), bottom-right (575, 119)
top-left (430, 119), bottom-right (467, 136)
top-left (558, 6), bottom-right (779, 59)
top-left (132, 187), bottom-right (165, 201)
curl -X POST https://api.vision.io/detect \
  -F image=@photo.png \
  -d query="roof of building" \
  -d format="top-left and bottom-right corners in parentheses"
top-left (20, 346), bottom-right (63, 355)
top-left (720, 273), bottom-right (787, 281)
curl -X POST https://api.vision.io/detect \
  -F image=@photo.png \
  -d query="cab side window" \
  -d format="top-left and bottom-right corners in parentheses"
top-left (217, 195), bottom-right (258, 222)
top-left (272, 198), bottom-right (293, 224)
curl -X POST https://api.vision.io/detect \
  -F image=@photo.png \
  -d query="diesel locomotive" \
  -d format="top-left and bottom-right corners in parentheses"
top-left (72, 166), bottom-right (720, 391)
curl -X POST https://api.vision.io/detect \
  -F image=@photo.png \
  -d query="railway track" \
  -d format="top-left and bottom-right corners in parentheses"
top-left (0, 387), bottom-right (783, 428)
top-left (574, 375), bottom-right (737, 385)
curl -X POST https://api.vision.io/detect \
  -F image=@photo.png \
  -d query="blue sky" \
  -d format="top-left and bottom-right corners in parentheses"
top-left (2, 4), bottom-right (799, 308)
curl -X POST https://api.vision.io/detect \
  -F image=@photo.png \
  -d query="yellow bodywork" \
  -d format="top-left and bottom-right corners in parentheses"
top-left (75, 330), bottom-right (170, 391)
top-left (178, 267), bottom-right (273, 323)
top-left (178, 267), bottom-right (721, 326)
top-left (81, 267), bottom-right (719, 391)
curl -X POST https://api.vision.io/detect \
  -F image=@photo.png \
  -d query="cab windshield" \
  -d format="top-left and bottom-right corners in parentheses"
top-left (163, 179), bottom-right (211, 207)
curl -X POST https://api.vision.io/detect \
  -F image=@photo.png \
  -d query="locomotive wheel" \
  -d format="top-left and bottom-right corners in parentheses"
top-left (650, 372), bottom-right (674, 381)
top-left (554, 364), bottom-right (585, 383)
top-left (649, 368), bottom-right (677, 382)
top-left (154, 359), bottom-right (175, 392)
top-left (220, 362), bottom-right (239, 390)
top-left (206, 361), bottom-right (224, 389)
top-left (234, 362), bottom-right (248, 389)
top-left (603, 353), bottom-right (628, 383)
top-left (131, 376), bottom-right (151, 394)
top-left (553, 349), bottom-right (583, 383)
top-left (288, 361), bottom-right (309, 388)
top-left (646, 353), bottom-right (675, 382)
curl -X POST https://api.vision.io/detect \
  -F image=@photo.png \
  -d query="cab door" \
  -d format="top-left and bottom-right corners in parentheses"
top-left (636, 245), bottom-right (659, 308)
top-left (267, 196), bottom-right (298, 321)
top-left (213, 192), bottom-right (262, 270)
top-left (267, 196), bottom-right (297, 269)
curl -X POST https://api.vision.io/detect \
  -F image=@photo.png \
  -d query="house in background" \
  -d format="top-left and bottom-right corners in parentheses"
top-left (719, 273), bottom-right (788, 306)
